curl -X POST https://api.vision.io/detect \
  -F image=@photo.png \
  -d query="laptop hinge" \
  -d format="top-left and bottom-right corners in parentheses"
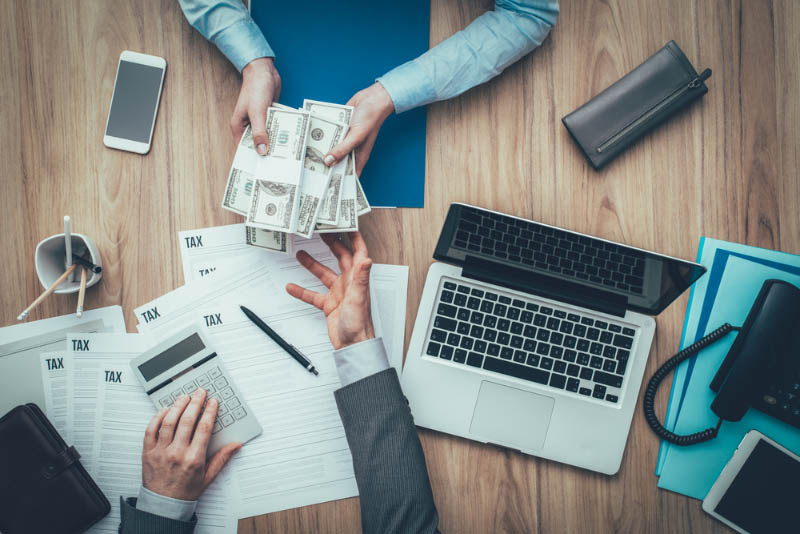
top-left (461, 255), bottom-right (628, 318)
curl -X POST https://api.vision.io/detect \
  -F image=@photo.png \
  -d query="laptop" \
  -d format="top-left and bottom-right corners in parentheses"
top-left (402, 203), bottom-right (706, 475)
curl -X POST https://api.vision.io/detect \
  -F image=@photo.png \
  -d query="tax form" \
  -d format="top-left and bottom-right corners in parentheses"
top-left (0, 305), bottom-right (125, 415)
top-left (178, 223), bottom-right (331, 284)
top-left (66, 333), bottom-right (154, 473)
top-left (40, 351), bottom-right (72, 440)
top-left (176, 223), bottom-right (409, 368)
top-left (134, 255), bottom-right (361, 517)
top-left (89, 363), bottom-right (235, 533)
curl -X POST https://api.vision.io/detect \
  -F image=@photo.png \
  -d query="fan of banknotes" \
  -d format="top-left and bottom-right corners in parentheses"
top-left (221, 100), bottom-right (371, 255)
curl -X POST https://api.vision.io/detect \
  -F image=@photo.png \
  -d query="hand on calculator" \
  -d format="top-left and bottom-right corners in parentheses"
top-left (286, 232), bottom-right (376, 350)
top-left (142, 388), bottom-right (241, 501)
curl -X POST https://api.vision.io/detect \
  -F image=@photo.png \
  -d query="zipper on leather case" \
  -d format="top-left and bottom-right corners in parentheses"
top-left (596, 68), bottom-right (712, 154)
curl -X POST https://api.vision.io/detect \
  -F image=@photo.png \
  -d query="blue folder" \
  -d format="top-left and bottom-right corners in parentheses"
top-left (655, 238), bottom-right (800, 499)
top-left (252, 1), bottom-right (430, 208)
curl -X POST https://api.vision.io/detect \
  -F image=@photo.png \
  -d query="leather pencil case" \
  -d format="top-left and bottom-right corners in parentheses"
top-left (0, 403), bottom-right (110, 534)
top-left (562, 40), bottom-right (711, 170)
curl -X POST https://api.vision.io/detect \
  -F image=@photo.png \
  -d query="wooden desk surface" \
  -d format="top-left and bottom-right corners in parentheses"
top-left (2, 0), bottom-right (798, 532)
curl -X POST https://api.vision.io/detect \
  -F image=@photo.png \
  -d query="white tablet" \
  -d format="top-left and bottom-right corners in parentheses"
top-left (702, 430), bottom-right (799, 534)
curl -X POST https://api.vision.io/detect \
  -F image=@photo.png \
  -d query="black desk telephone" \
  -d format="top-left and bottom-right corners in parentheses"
top-left (644, 279), bottom-right (800, 445)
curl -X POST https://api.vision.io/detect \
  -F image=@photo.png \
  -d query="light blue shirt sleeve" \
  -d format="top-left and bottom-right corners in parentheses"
top-left (333, 337), bottom-right (390, 387)
top-left (178, 0), bottom-right (274, 72)
top-left (134, 485), bottom-right (198, 521)
top-left (377, 0), bottom-right (559, 114)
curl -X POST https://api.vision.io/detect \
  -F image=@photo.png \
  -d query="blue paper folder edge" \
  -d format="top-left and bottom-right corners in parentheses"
top-left (655, 236), bottom-right (706, 475)
top-left (655, 238), bottom-right (800, 476)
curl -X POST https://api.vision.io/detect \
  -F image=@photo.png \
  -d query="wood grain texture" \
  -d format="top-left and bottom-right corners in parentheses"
top-left (1, 1), bottom-right (798, 532)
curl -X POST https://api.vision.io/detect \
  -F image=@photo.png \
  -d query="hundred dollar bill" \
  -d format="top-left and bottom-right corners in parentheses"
top-left (351, 153), bottom-right (371, 216)
top-left (316, 174), bottom-right (358, 233)
top-left (245, 225), bottom-right (292, 255)
top-left (302, 100), bottom-right (355, 225)
top-left (295, 114), bottom-right (346, 237)
top-left (246, 107), bottom-right (310, 233)
top-left (221, 124), bottom-right (259, 215)
top-left (317, 171), bottom-right (343, 225)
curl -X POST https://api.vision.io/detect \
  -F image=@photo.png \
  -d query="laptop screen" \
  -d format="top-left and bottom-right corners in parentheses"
top-left (434, 204), bottom-right (706, 316)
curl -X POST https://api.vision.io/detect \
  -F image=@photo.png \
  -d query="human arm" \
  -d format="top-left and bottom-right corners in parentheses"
top-left (286, 232), bottom-right (439, 533)
top-left (177, 0), bottom-right (280, 151)
top-left (119, 389), bottom-right (241, 533)
top-left (325, 0), bottom-right (559, 174)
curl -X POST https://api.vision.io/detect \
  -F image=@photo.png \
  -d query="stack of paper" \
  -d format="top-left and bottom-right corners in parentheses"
top-left (140, 224), bottom-right (408, 517)
top-left (655, 238), bottom-right (800, 499)
top-left (31, 225), bottom-right (408, 526)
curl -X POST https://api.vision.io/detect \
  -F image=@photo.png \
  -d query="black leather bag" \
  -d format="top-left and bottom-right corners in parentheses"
top-left (0, 404), bottom-right (110, 534)
top-left (562, 40), bottom-right (711, 170)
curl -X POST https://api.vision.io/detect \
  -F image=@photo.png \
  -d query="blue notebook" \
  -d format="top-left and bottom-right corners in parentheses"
top-left (655, 238), bottom-right (800, 499)
top-left (251, 1), bottom-right (430, 208)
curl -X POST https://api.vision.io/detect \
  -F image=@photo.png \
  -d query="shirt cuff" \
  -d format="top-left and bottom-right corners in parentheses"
top-left (212, 18), bottom-right (274, 72)
top-left (376, 60), bottom-right (437, 114)
top-left (135, 486), bottom-right (198, 522)
top-left (333, 337), bottom-right (390, 387)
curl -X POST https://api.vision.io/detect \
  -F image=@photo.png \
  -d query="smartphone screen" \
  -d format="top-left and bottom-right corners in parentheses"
top-left (106, 60), bottom-right (164, 143)
top-left (713, 439), bottom-right (798, 533)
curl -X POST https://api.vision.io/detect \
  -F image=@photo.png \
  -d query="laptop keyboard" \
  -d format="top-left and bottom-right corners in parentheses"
top-left (453, 207), bottom-right (646, 295)
top-left (425, 278), bottom-right (638, 404)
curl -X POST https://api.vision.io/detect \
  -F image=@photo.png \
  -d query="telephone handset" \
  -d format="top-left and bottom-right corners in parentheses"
top-left (643, 279), bottom-right (800, 445)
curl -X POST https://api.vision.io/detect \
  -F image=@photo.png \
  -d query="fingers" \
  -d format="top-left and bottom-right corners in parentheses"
top-left (353, 131), bottom-right (378, 176)
top-left (204, 442), bottom-right (242, 489)
top-left (144, 407), bottom-right (169, 450)
top-left (285, 283), bottom-right (326, 310)
top-left (249, 99), bottom-right (270, 155)
top-left (320, 233), bottom-right (353, 271)
top-left (189, 397), bottom-right (219, 456)
top-left (158, 395), bottom-right (191, 446)
top-left (349, 232), bottom-right (369, 260)
top-left (173, 389), bottom-right (207, 447)
top-left (296, 250), bottom-right (337, 288)
top-left (230, 107), bottom-right (248, 142)
top-left (324, 129), bottom-right (366, 167)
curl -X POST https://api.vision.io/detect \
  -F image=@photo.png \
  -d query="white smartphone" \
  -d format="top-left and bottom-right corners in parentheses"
top-left (702, 430), bottom-right (799, 534)
top-left (103, 50), bottom-right (166, 154)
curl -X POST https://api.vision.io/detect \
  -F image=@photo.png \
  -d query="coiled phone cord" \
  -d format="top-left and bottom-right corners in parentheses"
top-left (642, 323), bottom-right (740, 445)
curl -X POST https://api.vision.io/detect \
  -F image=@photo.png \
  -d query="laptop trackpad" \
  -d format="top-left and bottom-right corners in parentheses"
top-left (469, 381), bottom-right (554, 451)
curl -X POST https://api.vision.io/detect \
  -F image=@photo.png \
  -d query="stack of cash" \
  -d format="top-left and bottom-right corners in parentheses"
top-left (221, 100), bottom-right (371, 255)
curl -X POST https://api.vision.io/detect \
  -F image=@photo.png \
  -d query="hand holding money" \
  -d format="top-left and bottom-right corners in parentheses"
top-left (231, 58), bottom-right (281, 154)
top-left (221, 99), bottom-right (373, 255)
top-left (323, 82), bottom-right (395, 175)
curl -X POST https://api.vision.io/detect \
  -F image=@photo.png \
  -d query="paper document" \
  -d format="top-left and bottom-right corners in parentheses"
top-left (40, 351), bottom-right (72, 440)
top-left (88, 363), bottom-right (235, 533)
top-left (370, 264), bottom-right (409, 369)
top-left (135, 256), bottom-right (360, 517)
top-left (0, 306), bottom-right (125, 415)
top-left (178, 223), bottom-right (329, 284)
top-left (66, 333), bottom-right (154, 473)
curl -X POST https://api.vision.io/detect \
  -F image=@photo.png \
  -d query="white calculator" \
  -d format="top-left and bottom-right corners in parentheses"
top-left (130, 325), bottom-right (262, 456)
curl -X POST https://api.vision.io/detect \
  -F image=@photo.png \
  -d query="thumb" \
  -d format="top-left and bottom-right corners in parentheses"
top-left (249, 102), bottom-right (270, 156)
top-left (324, 129), bottom-right (365, 167)
top-left (204, 442), bottom-right (241, 488)
top-left (354, 259), bottom-right (372, 288)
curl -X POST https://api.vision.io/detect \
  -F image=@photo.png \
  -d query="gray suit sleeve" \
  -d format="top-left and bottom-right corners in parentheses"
top-left (334, 368), bottom-right (440, 534)
top-left (119, 497), bottom-right (197, 534)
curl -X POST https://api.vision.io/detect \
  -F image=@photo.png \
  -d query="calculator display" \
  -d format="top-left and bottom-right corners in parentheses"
top-left (138, 333), bottom-right (206, 380)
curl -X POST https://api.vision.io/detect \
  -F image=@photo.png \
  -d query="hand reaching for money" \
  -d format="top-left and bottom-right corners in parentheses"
top-left (323, 82), bottom-right (394, 175)
top-left (231, 58), bottom-right (281, 155)
top-left (285, 232), bottom-right (376, 350)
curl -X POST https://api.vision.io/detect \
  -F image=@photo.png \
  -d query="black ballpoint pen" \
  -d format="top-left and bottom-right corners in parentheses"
top-left (240, 305), bottom-right (319, 376)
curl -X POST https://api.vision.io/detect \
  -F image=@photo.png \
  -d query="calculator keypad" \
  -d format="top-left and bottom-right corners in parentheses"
top-left (157, 365), bottom-right (246, 434)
